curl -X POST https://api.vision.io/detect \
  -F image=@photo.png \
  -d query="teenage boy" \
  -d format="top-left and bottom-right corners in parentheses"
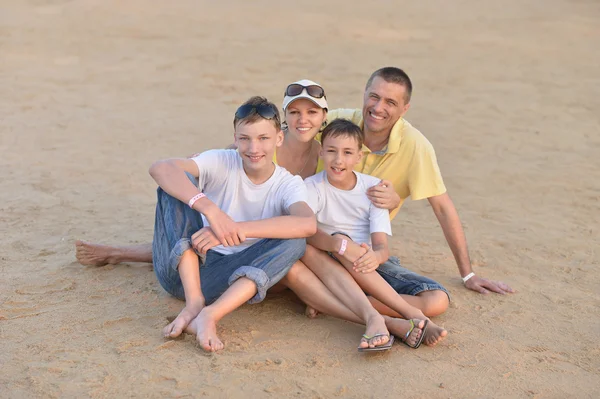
top-left (149, 96), bottom-right (317, 352)
top-left (303, 119), bottom-right (447, 346)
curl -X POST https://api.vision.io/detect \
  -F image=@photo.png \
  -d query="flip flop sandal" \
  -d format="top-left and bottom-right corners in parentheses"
top-left (357, 333), bottom-right (395, 352)
top-left (400, 319), bottom-right (428, 349)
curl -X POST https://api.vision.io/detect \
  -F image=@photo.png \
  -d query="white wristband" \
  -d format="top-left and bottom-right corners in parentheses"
top-left (188, 193), bottom-right (206, 209)
top-left (338, 239), bottom-right (348, 256)
top-left (462, 272), bottom-right (475, 283)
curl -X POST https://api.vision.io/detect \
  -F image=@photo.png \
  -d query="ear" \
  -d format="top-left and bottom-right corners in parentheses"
top-left (276, 130), bottom-right (284, 147)
top-left (356, 149), bottom-right (363, 162)
top-left (401, 102), bottom-right (411, 116)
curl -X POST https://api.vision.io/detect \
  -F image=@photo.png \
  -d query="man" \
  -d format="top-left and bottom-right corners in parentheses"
top-left (325, 67), bottom-right (514, 298)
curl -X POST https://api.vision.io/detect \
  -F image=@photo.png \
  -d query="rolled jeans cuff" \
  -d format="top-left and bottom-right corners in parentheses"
top-left (169, 238), bottom-right (193, 272)
top-left (228, 266), bottom-right (270, 304)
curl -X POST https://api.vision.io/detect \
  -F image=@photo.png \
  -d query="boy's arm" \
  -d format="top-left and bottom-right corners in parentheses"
top-left (307, 231), bottom-right (368, 263)
top-left (353, 232), bottom-right (389, 273)
top-left (237, 201), bottom-right (317, 239)
top-left (149, 157), bottom-right (245, 246)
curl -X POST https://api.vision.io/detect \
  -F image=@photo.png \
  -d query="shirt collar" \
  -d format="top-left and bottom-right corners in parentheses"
top-left (358, 116), bottom-right (404, 154)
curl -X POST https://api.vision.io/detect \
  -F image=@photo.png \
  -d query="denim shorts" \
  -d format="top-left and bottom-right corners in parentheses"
top-left (151, 173), bottom-right (306, 304)
top-left (376, 256), bottom-right (450, 299)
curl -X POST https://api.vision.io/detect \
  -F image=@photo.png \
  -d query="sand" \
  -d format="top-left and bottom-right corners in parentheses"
top-left (1, 0), bottom-right (599, 398)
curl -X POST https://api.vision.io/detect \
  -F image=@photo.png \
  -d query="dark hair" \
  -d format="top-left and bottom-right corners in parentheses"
top-left (233, 96), bottom-right (281, 131)
top-left (321, 119), bottom-right (364, 149)
top-left (365, 67), bottom-right (413, 103)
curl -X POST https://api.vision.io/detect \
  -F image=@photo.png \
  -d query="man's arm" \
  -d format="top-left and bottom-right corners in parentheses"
top-left (428, 192), bottom-right (514, 295)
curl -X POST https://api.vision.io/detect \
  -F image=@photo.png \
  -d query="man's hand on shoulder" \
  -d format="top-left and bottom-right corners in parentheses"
top-left (464, 274), bottom-right (515, 295)
top-left (367, 180), bottom-right (400, 210)
top-left (202, 205), bottom-right (246, 247)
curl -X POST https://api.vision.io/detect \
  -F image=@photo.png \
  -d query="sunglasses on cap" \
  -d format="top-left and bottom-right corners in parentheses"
top-left (235, 103), bottom-right (279, 120)
top-left (285, 83), bottom-right (326, 99)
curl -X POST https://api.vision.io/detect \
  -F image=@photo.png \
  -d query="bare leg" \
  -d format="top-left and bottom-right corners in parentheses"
top-left (368, 290), bottom-right (450, 318)
top-left (163, 249), bottom-right (205, 338)
top-left (187, 277), bottom-right (258, 352)
top-left (281, 260), bottom-right (420, 349)
top-left (304, 246), bottom-right (447, 347)
top-left (75, 240), bottom-right (153, 266)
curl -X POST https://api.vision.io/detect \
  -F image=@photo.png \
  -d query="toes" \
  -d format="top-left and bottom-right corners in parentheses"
top-left (358, 337), bottom-right (369, 349)
top-left (164, 318), bottom-right (186, 338)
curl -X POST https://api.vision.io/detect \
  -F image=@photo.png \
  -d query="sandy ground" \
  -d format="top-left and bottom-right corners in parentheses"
top-left (1, 0), bottom-right (599, 398)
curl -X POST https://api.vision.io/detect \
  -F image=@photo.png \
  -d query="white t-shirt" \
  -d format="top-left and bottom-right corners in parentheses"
top-left (305, 171), bottom-right (392, 246)
top-left (191, 149), bottom-right (308, 255)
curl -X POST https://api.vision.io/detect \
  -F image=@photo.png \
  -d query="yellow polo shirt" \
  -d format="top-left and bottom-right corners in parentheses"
top-left (317, 109), bottom-right (446, 219)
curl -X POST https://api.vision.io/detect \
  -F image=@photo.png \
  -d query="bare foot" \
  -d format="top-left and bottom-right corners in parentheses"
top-left (384, 316), bottom-right (425, 347)
top-left (422, 320), bottom-right (448, 346)
top-left (75, 240), bottom-right (118, 266)
top-left (187, 308), bottom-right (224, 352)
top-left (163, 298), bottom-right (205, 338)
top-left (304, 305), bottom-right (319, 319)
top-left (358, 314), bottom-right (390, 349)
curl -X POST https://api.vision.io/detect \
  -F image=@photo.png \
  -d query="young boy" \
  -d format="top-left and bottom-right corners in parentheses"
top-left (149, 96), bottom-right (317, 352)
top-left (303, 119), bottom-right (448, 347)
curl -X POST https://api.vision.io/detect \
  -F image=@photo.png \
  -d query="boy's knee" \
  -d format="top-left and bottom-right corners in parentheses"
top-left (280, 238), bottom-right (306, 260)
top-left (418, 290), bottom-right (450, 317)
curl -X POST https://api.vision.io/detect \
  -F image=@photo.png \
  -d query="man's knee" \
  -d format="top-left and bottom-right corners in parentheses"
top-left (417, 290), bottom-right (449, 317)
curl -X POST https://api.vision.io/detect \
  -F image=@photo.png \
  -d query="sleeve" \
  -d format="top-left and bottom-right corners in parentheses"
top-left (369, 203), bottom-right (392, 236)
top-left (407, 140), bottom-right (447, 201)
top-left (304, 179), bottom-right (322, 214)
top-left (280, 175), bottom-right (309, 213)
top-left (191, 149), bottom-right (232, 191)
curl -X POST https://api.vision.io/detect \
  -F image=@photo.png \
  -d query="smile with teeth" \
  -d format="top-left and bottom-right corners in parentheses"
top-left (331, 166), bottom-right (346, 173)
top-left (369, 111), bottom-right (385, 120)
top-left (247, 155), bottom-right (264, 162)
top-left (297, 127), bottom-right (311, 132)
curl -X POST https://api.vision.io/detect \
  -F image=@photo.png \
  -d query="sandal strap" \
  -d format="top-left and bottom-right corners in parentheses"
top-left (362, 333), bottom-right (390, 340)
top-left (403, 319), bottom-right (415, 341)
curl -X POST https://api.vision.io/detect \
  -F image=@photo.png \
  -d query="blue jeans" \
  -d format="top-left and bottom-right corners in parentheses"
top-left (151, 181), bottom-right (306, 304)
top-left (376, 256), bottom-right (450, 300)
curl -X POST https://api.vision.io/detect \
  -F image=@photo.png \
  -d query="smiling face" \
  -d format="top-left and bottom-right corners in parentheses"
top-left (320, 134), bottom-right (363, 189)
top-left (234, 119), bottom-right (283, 177)
top-left (362, 76), bottom-right (411, 136)
top-left (284, 98), bottom-right (327, 143)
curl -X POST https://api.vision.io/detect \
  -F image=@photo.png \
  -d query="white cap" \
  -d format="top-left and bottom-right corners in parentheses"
top-left (282, 79), bottom-right (328, 111)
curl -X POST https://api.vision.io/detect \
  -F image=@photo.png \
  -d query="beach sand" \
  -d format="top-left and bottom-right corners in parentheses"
top-left (1, 0), bottom-right (599, 397)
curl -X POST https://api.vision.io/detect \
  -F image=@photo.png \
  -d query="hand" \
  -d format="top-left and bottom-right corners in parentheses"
top-left (191, 227), bottom-right (221, 255)
top-left (333, 235), bottom-right (367, 263)
top-left (203, 205), bottom-right (246, 247)
top-left (352, 243), bottom-right (380, 273)
top-left (367, 180), bottom-right (400, 209)
top-left (464, 275), bottom-right (515, 295)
